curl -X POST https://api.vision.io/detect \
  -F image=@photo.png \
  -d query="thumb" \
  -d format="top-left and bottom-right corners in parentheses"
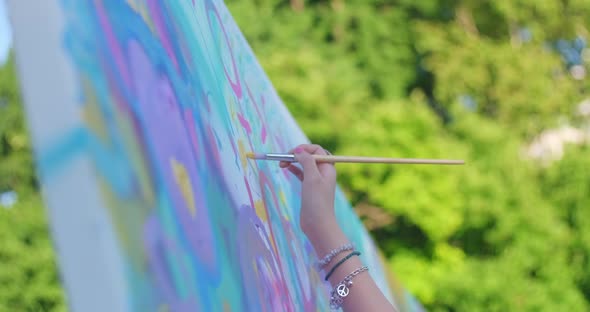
top-left (295, 150), bottom-right (320, 180)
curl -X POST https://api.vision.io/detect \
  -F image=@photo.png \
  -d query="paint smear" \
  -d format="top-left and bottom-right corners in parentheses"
top-left (171, 157), bottom-right (197, 217)
top-left (238, 139), bottom-right (248, 169)
top-left (254, 200), bottom-right (267, 222)
top-left (237, 113), bottom-right (251, 135)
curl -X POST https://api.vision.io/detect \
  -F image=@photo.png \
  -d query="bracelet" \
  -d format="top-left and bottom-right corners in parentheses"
top-left (317, 243), bottom-right (354, 268)
top-left (324, 251), bottom-right (361, 281)
top-left (329, 266), bottom-right (369, 310)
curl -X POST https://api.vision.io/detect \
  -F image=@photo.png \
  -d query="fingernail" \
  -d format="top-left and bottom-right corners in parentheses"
top-left (294, 147), bottom-right (303, 154)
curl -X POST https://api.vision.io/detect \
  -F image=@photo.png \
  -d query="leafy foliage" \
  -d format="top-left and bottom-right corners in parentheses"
top-left (0, 195), bottom-right (66, 311)
top-left (0, 55), bottom-right (35, 193)
top-left (227, 0), bottom-right (590, 311)
top-left (0, 55), bottom-right (65, 310)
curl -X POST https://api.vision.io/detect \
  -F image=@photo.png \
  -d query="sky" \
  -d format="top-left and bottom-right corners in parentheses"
top-left (0, 0), bottom-right (12, 64)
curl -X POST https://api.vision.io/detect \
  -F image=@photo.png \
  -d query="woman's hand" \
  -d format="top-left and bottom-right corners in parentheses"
top-left (280, 144), bottom-right (337, 233)
top-left (281, 143), bottom-right (397, 311)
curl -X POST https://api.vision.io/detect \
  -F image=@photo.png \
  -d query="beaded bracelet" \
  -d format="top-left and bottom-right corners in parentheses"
top-left (317, 243), bottom-right (354, 268)
top-left (330, 266), bottom-right (369, 310)
top-left (325, 251), bottom-right (361, 281)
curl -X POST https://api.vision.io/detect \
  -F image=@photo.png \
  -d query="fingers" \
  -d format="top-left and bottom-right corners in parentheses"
top-left (294, 146), bottom-right (321, 180)
top-left (281, 143), bottom-right (334, 181)
top-left (284, 144), bottom-right (327, 156)
top-left (301, 144), bottom-right (328, 156)
top-left (281, 144), bottom-right (321, 168)
top-left (296, 144), bottom-right (335, 176)
top-left (286, 164), bottom-right (303, 181)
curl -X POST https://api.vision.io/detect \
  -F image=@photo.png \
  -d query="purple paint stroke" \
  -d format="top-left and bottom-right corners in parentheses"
top-left (127, 40), bottom-right (217, 271)
top-left (144, 216), bottom-right (202, 310)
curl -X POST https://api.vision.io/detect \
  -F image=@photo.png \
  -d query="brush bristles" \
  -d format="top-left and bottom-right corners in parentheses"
top-left (246, 152), bottom-right (266, 159)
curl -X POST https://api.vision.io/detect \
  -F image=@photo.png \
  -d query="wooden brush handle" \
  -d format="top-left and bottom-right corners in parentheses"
top-left (312, 155), bottom-right (465, 165)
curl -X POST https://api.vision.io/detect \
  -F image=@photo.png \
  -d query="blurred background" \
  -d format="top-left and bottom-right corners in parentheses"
top-left (1, 0), bottom-right (590, 311)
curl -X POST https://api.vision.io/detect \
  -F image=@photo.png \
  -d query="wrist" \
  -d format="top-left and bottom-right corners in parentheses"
top-left (300, 214), bottom-right (337, 236)
top-left (302, 218), bottom-right (349, 259)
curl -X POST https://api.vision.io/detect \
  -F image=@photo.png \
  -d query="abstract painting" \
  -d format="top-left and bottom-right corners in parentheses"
top-left (8, 0), bottom-right (423, 311)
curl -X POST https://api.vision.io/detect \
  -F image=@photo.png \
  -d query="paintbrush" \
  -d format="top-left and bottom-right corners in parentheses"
top-left (246, 153), bottom-right (465, 165)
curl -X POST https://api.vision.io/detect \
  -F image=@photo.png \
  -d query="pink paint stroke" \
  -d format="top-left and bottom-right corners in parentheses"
top-left (206, 2), bottom-right (242, 98)
top-left (147, 0), bottom-right (180, 71)
top-left (94, 0), bottom-right (131, 89)
top-left (237, 113), bottom-right (252, 135)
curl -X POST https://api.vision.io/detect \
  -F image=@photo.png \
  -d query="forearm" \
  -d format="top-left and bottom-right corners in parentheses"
top-left (303, 219), bottom-right (396, 312)
top-left (290, 144), bottom-right (396, 311)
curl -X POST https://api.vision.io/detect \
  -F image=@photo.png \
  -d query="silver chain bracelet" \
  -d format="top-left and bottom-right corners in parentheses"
top-left (317, 243), bottom-right (354, 268)
top-left (329, 266), bottom-right (369, 310)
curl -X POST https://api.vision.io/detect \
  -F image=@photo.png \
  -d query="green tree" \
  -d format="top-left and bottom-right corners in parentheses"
top-left (0, 56), bottom-right (65, 311)
top-left (0, 55), bottom-right (36, 193)
top-left (0, 195), bottom-right (66, 311)
top-left (228, 0), bottom-right (590, 310)
top-left (540, 145), bottom-right (590, 301)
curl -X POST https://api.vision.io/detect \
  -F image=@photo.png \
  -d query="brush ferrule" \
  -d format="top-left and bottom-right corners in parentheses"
top-left (264, 153), bottom-right (296, 162)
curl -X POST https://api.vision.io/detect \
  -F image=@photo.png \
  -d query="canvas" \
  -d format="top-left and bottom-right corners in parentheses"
top-left (8, 1), bottom-right (423, 311)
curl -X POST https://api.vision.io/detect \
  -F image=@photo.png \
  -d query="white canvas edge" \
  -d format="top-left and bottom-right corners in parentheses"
top-left (6, 1), bottom-right (130, 311)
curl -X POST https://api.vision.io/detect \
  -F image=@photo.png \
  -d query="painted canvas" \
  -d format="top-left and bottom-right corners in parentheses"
top-left (8, 0), bottom-right (423, 311)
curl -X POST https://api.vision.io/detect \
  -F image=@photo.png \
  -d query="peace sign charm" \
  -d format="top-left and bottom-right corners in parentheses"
top-left (336, 283), bottom-right (350, 297)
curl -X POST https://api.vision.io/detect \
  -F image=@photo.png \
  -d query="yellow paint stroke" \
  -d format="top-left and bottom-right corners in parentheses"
top-left (114, 108), bottom-right (155, 206)
top-left (126, 0), bottom-right (155, 32)
top-left (83, 76), bottom-right (155, 210)
top-left (254, 200), bottom-right (268, 222)
top-left (97, 178), bottom-right (147, 270)
top-left (238, 140), bottom-right (248, 169)
top-left (253, 200), bottom-right (278, 254)
top-left (171, 158), bottom-right (197, 217)
top-left (252, 259), bottom-right (259, 275)
top-left (278, 191), bottom-right (290, 221)
top-left (157, 304), bottom-right (169, 312)
top-left (228, 94), bottom-right (236, 116)
top-left (81, 79), bottom-right (109, 143)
